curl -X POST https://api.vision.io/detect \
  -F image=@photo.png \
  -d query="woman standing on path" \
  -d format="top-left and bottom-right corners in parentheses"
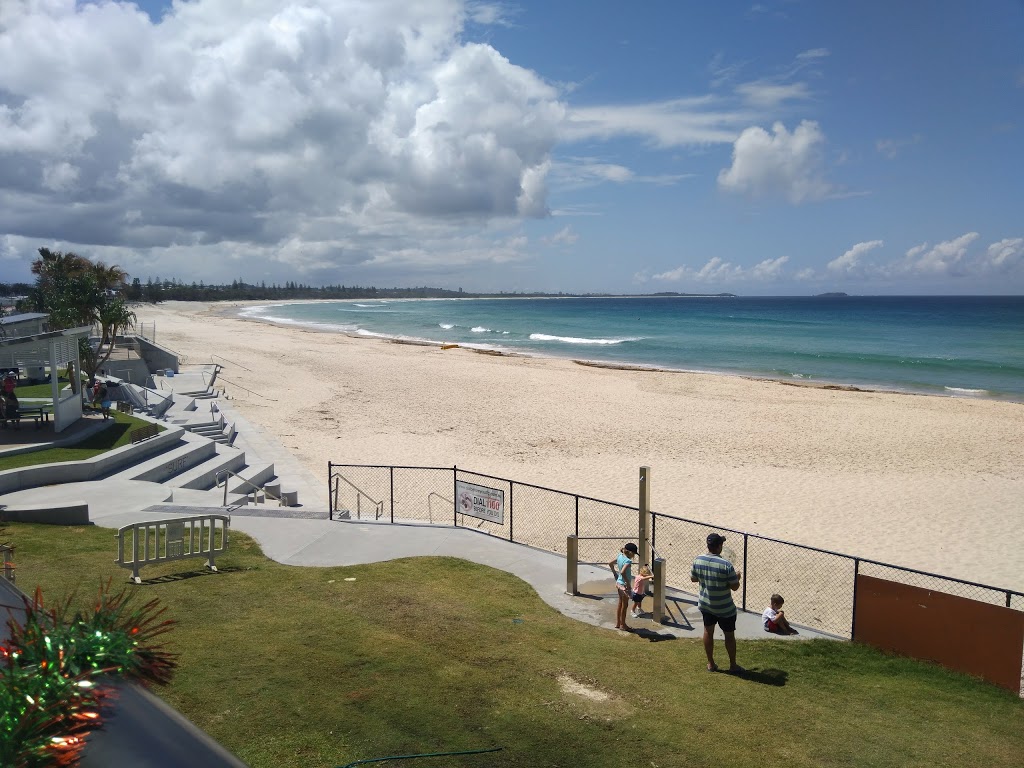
top-left (609, 542), bottom-right (638, 631)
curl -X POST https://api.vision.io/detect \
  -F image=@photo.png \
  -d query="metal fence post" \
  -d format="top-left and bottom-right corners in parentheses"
top-left (508, 482), bottom-right (514, 542)
top-left (638, 466), bottom-right (651, 568)
top-left (389, 466), bottom-right (395, 523)
top-left (851, 558), bottom-right (860, 640)
top-left (566, 535), bottom-right (579, 595)
top-left (328, 462), bottom-right (333, 521)
top-left (453, 465), bottom-right (458, 527)
top-left (741, 533), bottom-right (748, 611)
top-left (652, 557), bottom-right (667, 624)
top-left (575, 495), bottom-right (579, 538)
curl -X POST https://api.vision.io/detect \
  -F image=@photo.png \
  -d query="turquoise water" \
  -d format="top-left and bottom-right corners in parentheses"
top-left (241, 296), bottom-right (1024, 401)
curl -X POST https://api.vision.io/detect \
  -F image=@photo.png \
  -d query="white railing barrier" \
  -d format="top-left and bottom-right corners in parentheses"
top-left (115, 515), bottom-right (229, 584)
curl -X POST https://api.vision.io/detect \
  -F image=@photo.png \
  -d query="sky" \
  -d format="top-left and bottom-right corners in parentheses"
top-left (1, 1), bottom-right (1022, 295)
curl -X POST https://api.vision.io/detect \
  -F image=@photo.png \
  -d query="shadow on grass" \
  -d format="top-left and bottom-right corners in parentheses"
top-left (137, 565), bottom-right (245, 585)
top-left (630, 626), bottom-right (679, 642)
top-left (730, 667), bottom-right (789, 686)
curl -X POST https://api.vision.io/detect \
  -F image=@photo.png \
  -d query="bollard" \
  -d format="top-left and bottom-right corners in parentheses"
top-left (652, 557), bottom-right (667, 624)
top-left (566, 535), bottom-right (579, 595)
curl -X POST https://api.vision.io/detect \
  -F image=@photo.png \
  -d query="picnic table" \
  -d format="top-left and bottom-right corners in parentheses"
top-left (8, 400), bottom-right (53, 430)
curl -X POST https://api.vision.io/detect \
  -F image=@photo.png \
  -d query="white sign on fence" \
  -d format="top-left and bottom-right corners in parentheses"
top-left (456, 480), bottom-right (505, 525)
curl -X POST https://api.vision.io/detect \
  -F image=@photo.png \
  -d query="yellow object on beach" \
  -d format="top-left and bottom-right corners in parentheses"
top-left (441, 344), bottom-right (459, 350)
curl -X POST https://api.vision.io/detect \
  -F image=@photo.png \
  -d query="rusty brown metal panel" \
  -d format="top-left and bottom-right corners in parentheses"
top-left (854, 574), bottom-right (1024, 693)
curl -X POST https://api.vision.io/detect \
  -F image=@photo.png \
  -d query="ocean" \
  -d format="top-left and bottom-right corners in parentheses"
top-left (240, 296), bottom-right (1024, 401)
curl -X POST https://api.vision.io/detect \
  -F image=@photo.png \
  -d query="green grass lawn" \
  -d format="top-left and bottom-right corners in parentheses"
top-left (9, 381), bottom-right (77, 398)
top-left (0, 410), bottom-right (162, 471)
top-left (6, 523), bottom-right (1022, 768)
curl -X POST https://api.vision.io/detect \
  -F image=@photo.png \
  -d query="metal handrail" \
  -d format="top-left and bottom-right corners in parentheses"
top-left (212, 354), bottom-right (252, 372)
top-left (331, 475), bottom-right (384, 520)
top-left (215, 374), bottom-right (275, 401)
top-left (216, 469), bottom-right (282, 511)
top-left (426, 492), bottom-right (450, 524)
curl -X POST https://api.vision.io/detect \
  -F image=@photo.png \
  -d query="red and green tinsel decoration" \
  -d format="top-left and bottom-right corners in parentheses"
top-left (1, 581), bottom-right (178, 768)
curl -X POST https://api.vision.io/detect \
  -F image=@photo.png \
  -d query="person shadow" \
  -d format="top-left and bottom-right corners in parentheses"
top-left (629, 626), bottom-right (679, 642)
top-left (727, 667), bottom-right (789, 686)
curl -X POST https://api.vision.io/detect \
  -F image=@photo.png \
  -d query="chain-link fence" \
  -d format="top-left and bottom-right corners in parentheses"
top-left (328, 463), bottom-right (1024, 642)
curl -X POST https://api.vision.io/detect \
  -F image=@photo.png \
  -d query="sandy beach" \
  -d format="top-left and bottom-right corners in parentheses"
top-left (135, 301), bottom-right (1024, 592)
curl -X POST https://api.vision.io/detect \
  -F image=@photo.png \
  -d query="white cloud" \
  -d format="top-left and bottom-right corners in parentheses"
top-left (542, 226), bottom-right (578, 247)
top-left (984, 238), bottom-right (1023, 271)
top-left (809, 234), bottom-right (1024, 284)
top-left (828, 240), bottom-right (884, 275)
top-left (652, 255), bottom-right (790, 284)
top-left (466, 1), bottom-right (517, 27)
top-left (731, 48), bottom-right (826, 109)
top-left (894, 233), bottom-right (979, 276)
top-left (563, 97), bottom-right (745, 148)
top-left (0, 0), bottom-right (563, 284)
top-left (796, 48), bottom-right (830, 61)
top-left (734, 81), bottom-right (810, 109)
top-left (717, 121), bottom-right (833, 204)
top-left (552, 157), bottom-right (693, 189)
top-left (876, 135), bottom-right (922, 159)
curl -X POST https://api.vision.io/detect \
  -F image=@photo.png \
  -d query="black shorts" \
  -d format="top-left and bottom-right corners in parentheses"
top-left (700, 609), bottom-right (737, 633)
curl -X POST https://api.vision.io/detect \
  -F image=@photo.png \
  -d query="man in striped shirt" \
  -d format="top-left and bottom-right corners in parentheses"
top-left (690, 533), bottom-right (743, 674)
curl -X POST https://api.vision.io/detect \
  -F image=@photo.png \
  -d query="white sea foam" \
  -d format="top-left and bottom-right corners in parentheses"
top-left (529, 333), bottom-right (640, 345)
top-left (471, 326), bottom-right (491, 333)
top-left (353, 303), bottom-right (387, 308)
top-left (945, 386), bottom-right (988, 396)
top-left (439, 323), bottom-right (455, 329)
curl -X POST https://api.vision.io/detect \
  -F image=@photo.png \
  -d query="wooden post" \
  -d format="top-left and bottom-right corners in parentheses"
top-left (638, 466), bottom-right (651, 567)
top-left (652, 557), bottom-right (667, 624)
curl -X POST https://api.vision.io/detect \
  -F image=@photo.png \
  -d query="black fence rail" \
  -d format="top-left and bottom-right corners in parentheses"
top-left (328, 463), bottom-right (1024, 640)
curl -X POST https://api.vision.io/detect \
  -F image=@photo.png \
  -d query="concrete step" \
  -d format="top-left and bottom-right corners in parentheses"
top-left (227, 463), bottom-right (276, 495)
top-left (165, 444), bottom-right (247, 490)
top-left (111, 433), bottom-right (218, 485)
top-left (190, 424), bottom-right (225, 436)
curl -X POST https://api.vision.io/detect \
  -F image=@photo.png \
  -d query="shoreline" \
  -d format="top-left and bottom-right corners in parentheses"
top-left (140, 300), bottom-right (1024, 592)
top-left (229, 299), bottom-right (1022, 405)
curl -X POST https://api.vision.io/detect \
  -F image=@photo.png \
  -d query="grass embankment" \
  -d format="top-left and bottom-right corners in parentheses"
top-left (8, 523), bottom-right (1022, 768)
top-left (0, 410), bottom-right (161, 471)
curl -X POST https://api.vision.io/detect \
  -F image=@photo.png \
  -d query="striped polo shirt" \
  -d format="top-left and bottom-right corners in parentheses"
top-left (690, 553), bottom-right (738, 617)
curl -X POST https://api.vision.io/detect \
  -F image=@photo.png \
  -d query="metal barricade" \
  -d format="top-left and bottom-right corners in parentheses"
top-left (115, 515), bottom-right (229, 584)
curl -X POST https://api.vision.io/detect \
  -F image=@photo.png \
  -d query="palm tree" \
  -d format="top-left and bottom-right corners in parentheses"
top-left (98, 298), bottom-right (137, 351)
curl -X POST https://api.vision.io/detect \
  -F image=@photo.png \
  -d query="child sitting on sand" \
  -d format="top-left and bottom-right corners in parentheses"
top-left (762, 594), bottom-right (798, 635)
top-left (630, 565), bottom-right (654, 618)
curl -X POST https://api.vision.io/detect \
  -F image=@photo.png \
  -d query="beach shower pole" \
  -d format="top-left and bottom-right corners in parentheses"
top-left (638, 466), bottom-right (651, 566)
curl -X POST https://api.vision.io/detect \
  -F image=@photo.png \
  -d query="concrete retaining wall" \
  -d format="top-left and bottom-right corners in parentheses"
top-left (0, 503), bottom-right (90, 525)
top-left (131, 336), bottom-right (180, 375)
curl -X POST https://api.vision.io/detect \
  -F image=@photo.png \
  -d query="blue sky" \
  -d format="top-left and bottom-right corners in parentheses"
top-left (1, 1), bottom-right (1022, 294)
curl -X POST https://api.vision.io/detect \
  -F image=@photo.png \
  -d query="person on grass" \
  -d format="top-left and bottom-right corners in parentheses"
top-left (631, 564), bottom-right (654, 618)
top-left (609, 542), bottom-right (638, 631)
top-left (690, 533), bottom-right (743, 674)
top-left (762, 593), bottom-right (798, 635)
